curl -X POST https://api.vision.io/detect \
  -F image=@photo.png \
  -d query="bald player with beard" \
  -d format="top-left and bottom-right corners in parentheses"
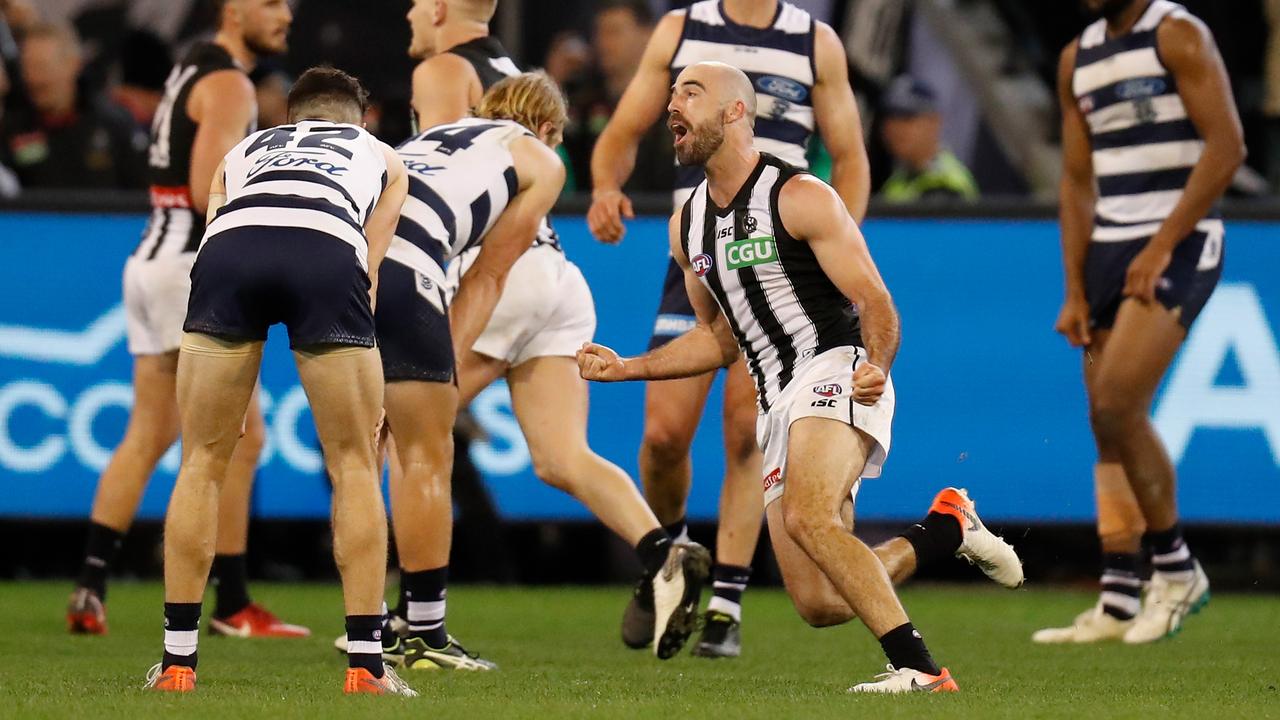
top-left (580, 61), bottom-right (1025, 688)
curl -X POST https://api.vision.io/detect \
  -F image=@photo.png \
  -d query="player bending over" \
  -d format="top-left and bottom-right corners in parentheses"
top-left (146, 67), bottom-right (414, 696)
top-left (579, 62), bottom-right (1023, 692)
top-left (68, 0), bottom-right (306, 640)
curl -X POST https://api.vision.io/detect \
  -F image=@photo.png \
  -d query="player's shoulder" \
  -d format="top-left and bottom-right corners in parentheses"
top-left (413, 53), bottom-right (479, 85)
top-left (193, 68), bottom-right (255, 109)
top-left (1155, 8), bottom-right (1214, 65)
top-left (776, 169), bottom-right (843, 240)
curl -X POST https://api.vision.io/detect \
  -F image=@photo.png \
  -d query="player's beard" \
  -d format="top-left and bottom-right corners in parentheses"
top-left (245, 27), bottom-right (287, 57)
top-left (675, 117), bottom-right (725, 167)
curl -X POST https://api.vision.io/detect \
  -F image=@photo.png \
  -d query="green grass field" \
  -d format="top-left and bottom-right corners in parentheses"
top-left (2, 581), bottom-right (1277, 719)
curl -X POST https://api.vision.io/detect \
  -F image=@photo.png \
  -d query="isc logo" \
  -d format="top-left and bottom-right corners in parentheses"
top-left (725, 236), bottom-right (776, 270)
top-left (692, 253), bottom-right (713, 277)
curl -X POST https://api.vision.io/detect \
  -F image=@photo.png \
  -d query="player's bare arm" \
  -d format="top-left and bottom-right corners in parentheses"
top-left (1055, 39), bottom-right (1096, 348)
top-left (578, 208), bottom-right (738, 382)
top-left (364, 144), bottom-right (410, 295)
top-left (1123, 15), bottom-right (1245, 303)
top-left (586, 10), bottom-right (685, 244)
top-left (779, 174), bottom-right (898, 406)
top-left (449, 135), bottom-right (565, 362)
top-left (206, 158), bottom-right (228, 225)
top-left (188, 70), bottom-right (257, 215)
top-left (412, 53), bottom-right (482, 128)
top-left (811, 20), bottom-right (871, 222)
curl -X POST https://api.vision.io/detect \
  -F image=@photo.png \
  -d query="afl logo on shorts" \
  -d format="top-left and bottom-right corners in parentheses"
top-left (692, 253), bottom-right (713, 277)
top-left (813, 383), bottom-right (841, 397)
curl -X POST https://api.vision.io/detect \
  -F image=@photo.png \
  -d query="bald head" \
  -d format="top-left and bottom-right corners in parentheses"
top-left (450, 0), bottom-right (497, 22)
top-left (677, 61), bottom-right (756, 127)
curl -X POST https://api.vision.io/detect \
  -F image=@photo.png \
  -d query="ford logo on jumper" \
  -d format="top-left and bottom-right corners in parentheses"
top-left (756, 75), bottom-right (808, 103)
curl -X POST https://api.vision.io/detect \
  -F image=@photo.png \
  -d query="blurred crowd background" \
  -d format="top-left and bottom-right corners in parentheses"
top-left (2, 0), bottom-right (1279, 203)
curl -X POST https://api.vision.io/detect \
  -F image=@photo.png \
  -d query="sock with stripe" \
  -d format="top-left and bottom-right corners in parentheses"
top-left (162, 602), bottom-right (201, 670)
top-left (1099, 552), bottom-right (1142, 620)
top-left (77, 522), bottom-right (123, 600)
top-left (403, 566), bottom-right (449, 649)
top-left (707, 563), bottom-right (751, 622)
top-left (346, 614), bottom-right (385, 677)
top-left (662, 517), bottom-right (690, 545)
top-left (878, 622), bottom-right (941, 676)
top-left (210, 554), bottom-right (251, 618)
top-left (899, 512), bottom-right (962, 569)
top-left (1146, 525), bottom-right (1195, 582)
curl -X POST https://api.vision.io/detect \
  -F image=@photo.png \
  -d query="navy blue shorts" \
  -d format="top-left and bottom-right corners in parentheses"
top-left (647, 256), bottom-right (698, 350)
top-left (1085, 229), bottom-right (1223, 331)
top-left (184, 226), bottom-right (375, 349)
top-left (375, 259), bottom-right (454, 383)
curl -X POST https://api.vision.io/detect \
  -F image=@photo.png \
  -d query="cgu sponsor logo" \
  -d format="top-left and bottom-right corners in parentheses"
top-left (813, 384), bottom-right (841, 398)
top-left (762, 467), bottom-right (782, 492)
top-left (725, 236), bottom-right (776, 270)
top-left (692, 253), bottom-right (714, 277)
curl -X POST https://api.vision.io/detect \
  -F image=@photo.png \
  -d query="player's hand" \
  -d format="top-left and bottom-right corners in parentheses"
top-left (1123, 244), bottom-right (1172, 304)
top-left (852, 362), bottom-right (886, 406)
top-left (587, 189), bottom-right (634, 245)
top-left (1054, 294), bottom-right (1092, 348)
top-left (577, 342), bottom-right (629, 382)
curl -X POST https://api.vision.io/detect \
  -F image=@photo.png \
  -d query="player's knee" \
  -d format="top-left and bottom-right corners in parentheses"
top-left (780, 497), bottom-right (826, 551)
top-left (529, 447), bottom-right (580, 492)
top-left (122, 422), bottom-right (180, 462)
top-left (239, 416), bottom-right (267, 456)
top-left (1089, 394), bottom-right (1142, 441)
top-left (793, 598), bottom-right (854, 628)
top-left (640, 421), bottom-right (695, 465)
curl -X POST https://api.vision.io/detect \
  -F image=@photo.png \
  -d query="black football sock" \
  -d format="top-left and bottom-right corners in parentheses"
top-left (662, 517), bottom-right (689, 544)
top-left (900, 512), bottom-right (963, 569)
top-left (635, 528), bottom-right (672, 578)
top-left (1146, 525), bottom-right (1195, 582)
top-left (403, 566), bottom-right (449, 649)
top-left (345, 614), bottom-right (385, 677)
top-left (162, 602), bottom-right (201, 670)
top-left (210, 554), bottom-right (251, 618)
top-left (878, 622), bottom-right (941, 676)
top-left (1099, 552), bottom-right (1142, 620)
top-left (707, 563), bottom-right (751, 622)
top-left (77, 522), bottom-right (123, 599)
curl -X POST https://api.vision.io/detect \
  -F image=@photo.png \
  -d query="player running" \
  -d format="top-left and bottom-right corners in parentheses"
top-left (145, 67), bottom-right (412, 695)
top-left (579, 61), bottom-right (1023, 692)
top-left (586, 0), bottom-right (870, 656)
top-left (67, 0), bottom-right (306, 640)
top-left (376, 71), bottom-right (711, 666)
top-left (1035, 0), bottom-right (1241, 644)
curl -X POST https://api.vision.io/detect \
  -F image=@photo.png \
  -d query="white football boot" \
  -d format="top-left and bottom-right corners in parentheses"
top-left (1032, 602), bottom-right (1134, 643)
top-left (848, 665), bottom-right (959, 694)
top-left (930, 487), bottom-right (1025, 589)
top-left (1123, 560), bottom-right (1210, 644)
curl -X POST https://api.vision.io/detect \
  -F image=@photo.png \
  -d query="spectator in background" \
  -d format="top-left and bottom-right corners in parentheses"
top-left (1, 23), bottom-right (146, 189)
top-left (0, 58), bottom-right (18, 196)
top-left (254, 68), bottom-right (291, 130)
top-left (543, 30), bottom-right (590, 89)
top-left (879, 75), bottom-right (978, 203)
top-left (111, 29), bottom-right (172, 129)
top-left (563, 0), bottom-right (672, 193)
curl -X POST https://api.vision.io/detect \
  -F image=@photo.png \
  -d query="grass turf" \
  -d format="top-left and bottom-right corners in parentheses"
top-left (1, 581), bottom-right (1277, 719)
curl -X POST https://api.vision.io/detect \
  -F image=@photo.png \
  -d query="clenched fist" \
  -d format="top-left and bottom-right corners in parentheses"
top-left (852, 362), bottom-right (887, 406)
top-left (577, 342), bottom-right (629, 382)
